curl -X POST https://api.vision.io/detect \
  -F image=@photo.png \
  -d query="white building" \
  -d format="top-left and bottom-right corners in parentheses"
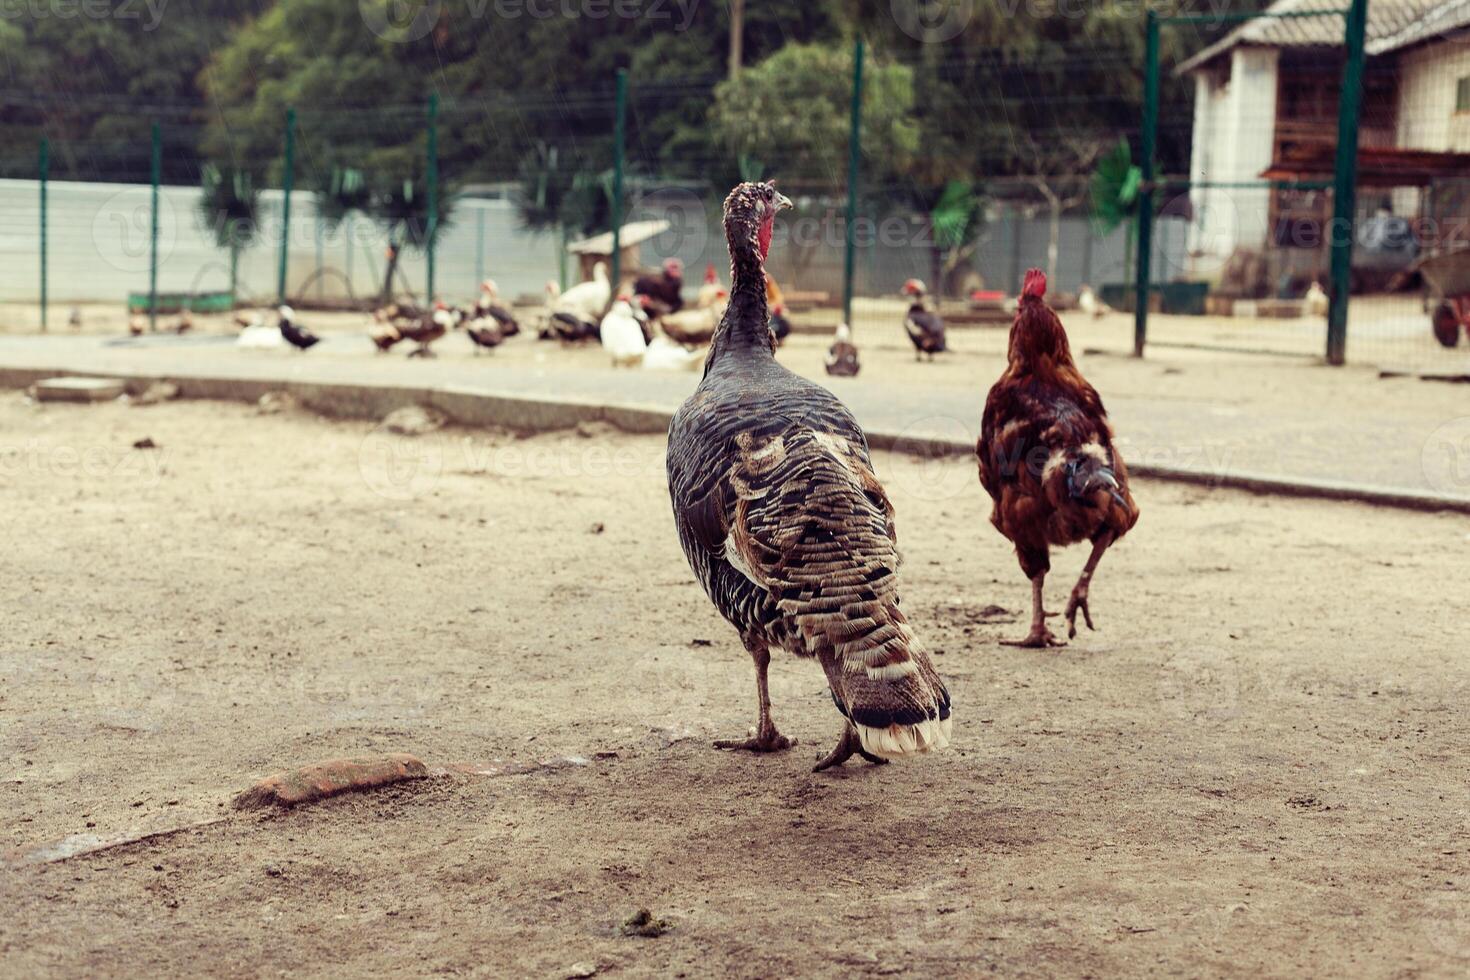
top-left (1180, 0), bottom-right (1470, 286)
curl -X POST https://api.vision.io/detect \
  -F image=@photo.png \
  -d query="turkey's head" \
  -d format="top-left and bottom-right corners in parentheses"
top-left (661, 257), bottom-right (684, 280)
top-left (723, 181), bottom-right (792, 263)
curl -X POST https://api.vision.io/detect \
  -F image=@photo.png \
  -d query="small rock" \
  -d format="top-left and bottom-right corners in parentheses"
top-left (256, 391), bottom-right (298, 415)
top-left (565, 963), bottom-right (598, 979)
top-left (589, 522), bottom-right (605, 535)
top-left (384, 405), bottom-right (447, 436)
top-left (575, 420), bottom-right (615, 439)
top-left (131, 381), bottom-right (180, 406)
top-left (620, 908), bottom-right (670, 938)
top-left (132, 437), bottom-right (158, 450)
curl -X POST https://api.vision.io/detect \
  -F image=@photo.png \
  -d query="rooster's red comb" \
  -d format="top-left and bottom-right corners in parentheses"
top-left (704, 262), bottom-right (717, 284)
top-left (1022, 268), bottom-right (1046, 300)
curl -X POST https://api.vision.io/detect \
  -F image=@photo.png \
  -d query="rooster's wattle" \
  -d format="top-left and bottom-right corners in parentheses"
top-left (666, 182), bottom-right (952, 770)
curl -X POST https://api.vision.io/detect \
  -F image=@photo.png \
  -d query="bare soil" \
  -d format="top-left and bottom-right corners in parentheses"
top-left (2, 394), bottom-right (1469, 978)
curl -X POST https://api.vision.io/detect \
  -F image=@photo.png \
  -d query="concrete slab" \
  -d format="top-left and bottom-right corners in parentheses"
top-left (31, 376), bottom-right (125, 403)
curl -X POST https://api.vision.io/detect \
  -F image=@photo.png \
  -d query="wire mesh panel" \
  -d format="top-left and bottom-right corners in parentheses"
top-left (1143, 7), bottom-right (1354, 360)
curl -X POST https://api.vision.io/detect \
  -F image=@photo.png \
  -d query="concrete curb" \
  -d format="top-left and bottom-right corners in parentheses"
top-left (5, 364), bottom-right (1469, 516)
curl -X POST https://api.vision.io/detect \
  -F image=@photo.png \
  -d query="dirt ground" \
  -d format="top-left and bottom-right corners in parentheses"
top-left (2, 394), bottom-right (1469, 978)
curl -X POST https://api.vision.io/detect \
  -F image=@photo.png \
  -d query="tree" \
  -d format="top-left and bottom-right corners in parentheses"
top-left (198, 163), bottom-right (261, 298)
top-left (927, 180), bottom-right (987, 298)
top-left (708, 43), bottom-right (918, 192)
top-left (1017, 134), bottom-right (1109, 287)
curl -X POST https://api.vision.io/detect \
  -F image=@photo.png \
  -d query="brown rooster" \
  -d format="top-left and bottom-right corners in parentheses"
top-left (667, 182), bottom-right (952, 770)
top-left (976, 269), bottom-right (1139, 648)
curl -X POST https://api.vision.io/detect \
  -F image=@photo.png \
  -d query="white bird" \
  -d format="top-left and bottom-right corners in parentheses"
top-left (1305, 281), bottom-right (1328, 317)
top-left (1078, 284), bottom-right (1110, 319)
top-left (237, 314), bottom-right (284, 349)
top-left (600, 295), bottom-right (649, 367)
top-left (643, 335), bottom-right (704, 372)
top-left (553, 261), bottom-right (611, 325)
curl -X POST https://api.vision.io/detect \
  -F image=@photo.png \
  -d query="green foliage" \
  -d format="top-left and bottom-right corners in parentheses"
top-left (929, 180), bottom-right (985, 253)
top-left (198, 163), bottom-right (260, 250)
top-left (709, 43), bottom-right (918, 189)
top-left (1090, 137), bottom-right (1143, 235)
top-left (313, 167), bottom-right (372, 231)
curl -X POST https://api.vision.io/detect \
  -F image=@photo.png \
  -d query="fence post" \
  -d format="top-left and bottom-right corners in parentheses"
top-left (475, 206), bottom-right (486, 287)
top-left (610, 68), bottom-right (627, 292)
top-left (1133, 10), bottom-right (1159, 357)
top-left (1327, 0), bottom-right (1368, 366)
top-left (426, 92), bottom-right (439, 301)
top-left (843, 38), bottom-right (865, 329)
top-left (277, 107), bottom-right (296, 305)
top-left (38, 139), bottom-right (48, 332)
top-left (149, 122), bottom-right (161, 332)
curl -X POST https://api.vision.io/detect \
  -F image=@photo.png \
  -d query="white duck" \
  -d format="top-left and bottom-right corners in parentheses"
top-left (236, 310), bottom-right (283, 349)
top-left (600, 293), bottom-right (649, 367)
top-left (642, 335), bottom-right (703, 372)
top-left (1305, 281), bottom-right (1328, 317)
top-left (551, 261), bottom-right (611, 331)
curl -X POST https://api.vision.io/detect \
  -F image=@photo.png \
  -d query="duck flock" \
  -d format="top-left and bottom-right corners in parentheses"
top-left (210, 247), bottom-right (962, 376)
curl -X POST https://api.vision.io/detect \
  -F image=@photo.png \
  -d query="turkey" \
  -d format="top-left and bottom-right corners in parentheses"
top-left (824, 323), bottom-right (859, 377)
top-left (901, 279), bottom-right (946, 360)
top-left (666, 182), bottom-right (952, 771)
top-left (633, 258), bottom-right (685, 318)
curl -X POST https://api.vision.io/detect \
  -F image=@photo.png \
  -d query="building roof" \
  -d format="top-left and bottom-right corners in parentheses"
top-left (1177, 0), bottom-right (1467, 75)
top-left (566, 219), bottom-right (671, 255)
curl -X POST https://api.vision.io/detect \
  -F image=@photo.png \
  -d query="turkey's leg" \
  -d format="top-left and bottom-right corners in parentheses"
top-left (1001, 575), bottom-right (1064, 648)
top-left (812, 722), bottom-right (889, 772)
top-left (1065, 532), bottom-right (1114, 638)
top-left (714, 638), bottom-right (796, 753)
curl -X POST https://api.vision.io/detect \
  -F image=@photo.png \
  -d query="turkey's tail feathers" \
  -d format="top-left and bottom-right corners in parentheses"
top-left (831, 631), bottom-right (954, 759)
top-left (740, 428), bottom-right (952, 760)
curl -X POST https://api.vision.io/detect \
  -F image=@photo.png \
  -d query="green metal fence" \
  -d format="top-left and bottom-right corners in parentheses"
top-left (1134, 1), bottom-right (1366, 365)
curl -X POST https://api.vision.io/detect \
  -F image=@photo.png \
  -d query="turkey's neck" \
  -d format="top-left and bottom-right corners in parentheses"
top-left (709, 223), bottom-right (772, 362)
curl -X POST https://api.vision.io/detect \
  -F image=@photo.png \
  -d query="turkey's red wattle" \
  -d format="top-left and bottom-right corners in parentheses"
top-left (757, 214), bottom-right (775, 261)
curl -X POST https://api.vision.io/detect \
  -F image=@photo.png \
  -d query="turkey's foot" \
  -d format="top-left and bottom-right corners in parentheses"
top-left (1001, 625), bottom-right (1065, 648)
top-left (714, 727), bottom-right (796, 753)
top-left (813, 724), bottom-right (889, 772)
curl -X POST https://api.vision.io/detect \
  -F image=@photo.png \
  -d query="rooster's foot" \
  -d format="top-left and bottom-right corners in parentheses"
top-left (714, 728), bottom-right (796, 754)
top-left (1065, 587), bottom-right (1096, 638)
top-left (1000, 626), bottom-right (1065, 649)
top-left (812, 724), bottom-right (889, 772)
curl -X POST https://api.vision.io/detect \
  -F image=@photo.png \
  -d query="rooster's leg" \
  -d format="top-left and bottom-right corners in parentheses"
top-left (1001, 575), bottom-right (1064, 648)
top-left (1065, 533), bottom-right (1115, 638)
top-left (714, 638), bottom-right (796, 754)
top-left (812, 722), bottom-right (889, 772)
